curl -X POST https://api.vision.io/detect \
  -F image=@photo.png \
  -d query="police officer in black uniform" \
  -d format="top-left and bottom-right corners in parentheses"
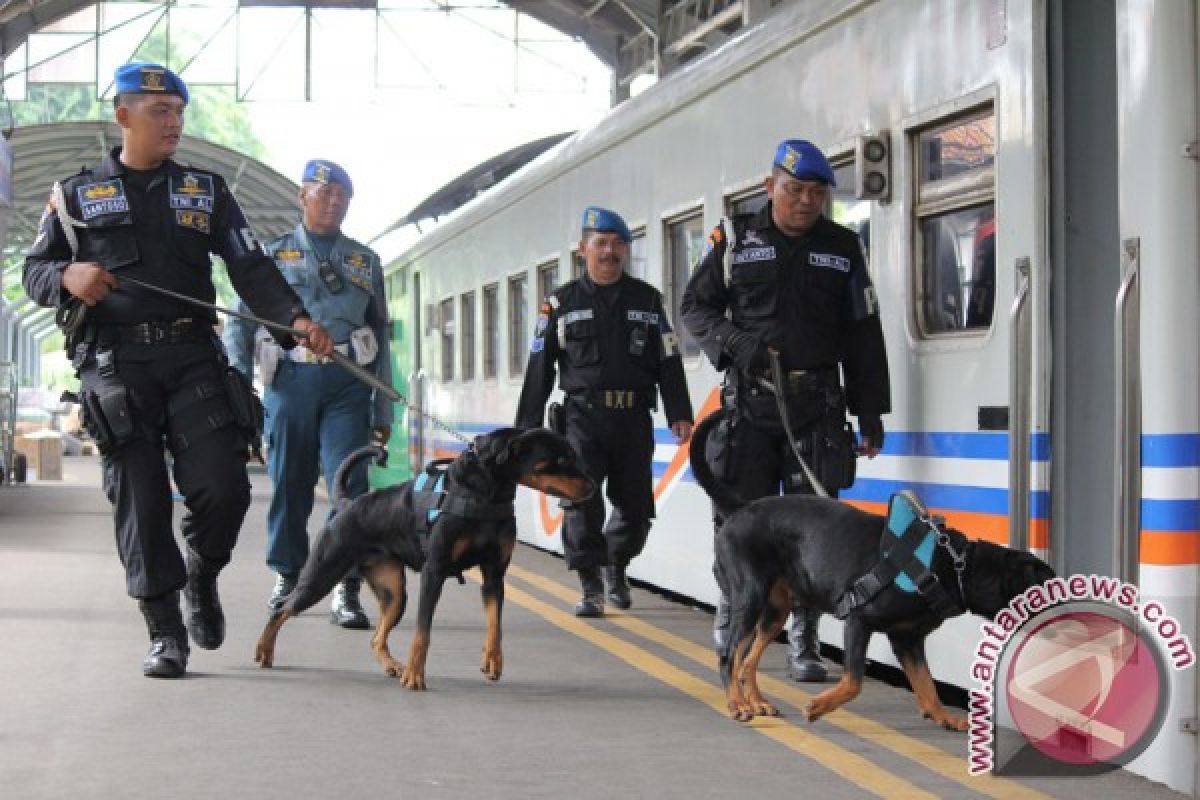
top-left (516, 207), bottom-right (694, 616)
top-left (22, 63), bottom-right (333, 679)
top-left (681, 140), bottom-right (890, 681)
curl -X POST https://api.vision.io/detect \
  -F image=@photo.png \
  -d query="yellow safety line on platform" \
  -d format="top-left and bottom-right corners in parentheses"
top-left (507, 564), bottom-right (1052, 800)
top-left (469, 572), bottom-right (936, 799)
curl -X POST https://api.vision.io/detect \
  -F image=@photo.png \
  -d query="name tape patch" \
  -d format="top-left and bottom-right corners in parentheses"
top-left (734, 246), bottom-right (776, 263)
top-left (77, 179), bottom-right (129, 220)
top-left (810, 252), bottom-right (851, 272)
top-left (626, 310), bottom-right (660, 325)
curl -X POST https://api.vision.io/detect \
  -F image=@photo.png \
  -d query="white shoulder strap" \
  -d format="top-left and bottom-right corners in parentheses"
top-left (720, 216), bottom-right (738, 287)
top-left (51, 181), bottom-right (81, 258)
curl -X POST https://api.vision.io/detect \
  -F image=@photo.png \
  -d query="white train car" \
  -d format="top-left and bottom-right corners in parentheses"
top-left (386, 0), bottom-right (1198, 791)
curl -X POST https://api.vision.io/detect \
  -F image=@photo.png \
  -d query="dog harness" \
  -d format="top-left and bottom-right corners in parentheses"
top-left (411, 458), bottom-right (514, 537)
top-left (834, 490), bottom-right (967, 619)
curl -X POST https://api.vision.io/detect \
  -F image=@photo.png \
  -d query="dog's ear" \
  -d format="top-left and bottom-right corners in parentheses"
top-left (496, 436), bottom-right (525, 465)
top-left (474, 429), bottom-right (521, 464)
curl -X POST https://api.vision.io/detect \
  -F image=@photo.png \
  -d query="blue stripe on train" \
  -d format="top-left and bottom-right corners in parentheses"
top-left (651, 427), bottom-right (1051, 460)
top-left (1142, 434), bottom-right (1200, 468)
top-left (1141, 498), bottom-right (1200, 531)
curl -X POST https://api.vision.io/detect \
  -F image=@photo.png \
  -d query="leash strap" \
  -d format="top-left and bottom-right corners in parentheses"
top-left (765, 349), bottom-right (830, 498)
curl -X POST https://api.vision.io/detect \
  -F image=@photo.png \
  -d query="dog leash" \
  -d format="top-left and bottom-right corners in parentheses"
top-left (62, 276), bottom-right (477, 448)
top-left (758, 349), bottom-right (831, 499)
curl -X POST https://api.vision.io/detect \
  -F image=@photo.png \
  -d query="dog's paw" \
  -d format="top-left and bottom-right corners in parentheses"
top-left (380, 658), bottom-right (403, 678)
top-left (254, 644), bottom-right (274, 669)
top-left (925, 710), bottom-right (968, 732)
top-left (480, 651), bottom-right (503, 681)
top-left (400, 666), bottom-right (427, 691)
top-left (752, 700), bottom-right (781, 717)
top-left (804, 693), bottom-right (839, 722)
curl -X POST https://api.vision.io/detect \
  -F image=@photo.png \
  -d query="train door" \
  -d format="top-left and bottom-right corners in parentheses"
top-left (1045, 0), bottom-right (1122, 578)
top-left (410, 270), bottom-right (431, 471)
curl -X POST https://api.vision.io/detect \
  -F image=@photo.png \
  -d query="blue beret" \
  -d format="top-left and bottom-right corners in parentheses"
top-left (302, 159), bottom-right (354, 197)
top-left (773, 139), bottom-right (836, 186)
top-left (581, 206), bottom-right (631, 243)
top-left (114, 63), bottom-right (188, 105)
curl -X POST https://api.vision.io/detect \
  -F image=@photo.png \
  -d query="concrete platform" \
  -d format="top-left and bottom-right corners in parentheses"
top-left (0, 456), bottom-right (1187, 799)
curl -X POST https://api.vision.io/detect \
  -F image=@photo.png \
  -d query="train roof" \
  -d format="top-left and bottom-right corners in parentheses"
top-left (387, 0), bottom-right (835, 269)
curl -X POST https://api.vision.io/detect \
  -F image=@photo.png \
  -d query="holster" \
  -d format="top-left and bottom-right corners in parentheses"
top-left (547, 401), bottom-right (565, 435)
top-left (222, 366), bottom-right (265, 461)
top-left (809, 413), bottom-right (857, 491)
top-left (81, 387), bottom-right (135, 455)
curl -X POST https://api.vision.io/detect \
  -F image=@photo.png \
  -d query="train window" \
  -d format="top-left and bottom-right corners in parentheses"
top-left (508, 273), bottom-right (528, 376)
top-left (727, 187), bottom-right (767, 218)
top-left (628, 229), bottom-right (648, 282)
top-left (461, 291), bottom-right (476, 382)
top-left (665, 211), bottom-right (705, 359)
top-left (913, 108), bottom-right (996, 336)
top-left (537, 259), bottom-right (559, 301)
top-left (439, 297), bottom-right (455, 382)
top-left (830, 160), bottom-right (871, 261)
top-left (483, 283), bottom-right (499, 379)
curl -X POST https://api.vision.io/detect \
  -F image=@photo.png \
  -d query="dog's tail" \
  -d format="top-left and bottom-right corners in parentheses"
top-left (332, 444), bottom-right (388, 508)
top-left (689, 409), bottom-right (749, 515)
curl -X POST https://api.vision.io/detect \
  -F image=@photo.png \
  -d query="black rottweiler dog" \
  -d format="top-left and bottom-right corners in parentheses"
top-left (255, 427), bottom-right (593, 689)
top-left (690, 410), bottom-right (1054, 728)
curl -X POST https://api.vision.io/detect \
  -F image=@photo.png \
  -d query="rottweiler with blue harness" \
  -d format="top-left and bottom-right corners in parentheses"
top-left (255, 427), bottom-right (594, 689)
top-left (689, 410), bottom-right (1054, 729)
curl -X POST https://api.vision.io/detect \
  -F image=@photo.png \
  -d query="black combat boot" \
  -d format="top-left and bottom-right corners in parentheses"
top-left (267, 573), bottom-right (296, 614)
top-left (183, 550), bottom-right (225, 650)
top-left (712, 593), bottom-right (732, 651)
top-left (603, 565), bottom-right (632, 610)
top-left (574, 567), bottom-right (605, 617)
top-left (139, 591), bottom-right (189, 679)
top-left (330, 575), bottom-right (370, 629)
top-left (786, 607), bottom-right (828, 683)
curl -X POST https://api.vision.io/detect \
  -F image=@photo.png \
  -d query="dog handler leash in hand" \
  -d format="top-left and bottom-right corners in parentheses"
top-left (759, 348), bottom-right (831, 499)
top-left (73, 275), bottom-right (475, 448)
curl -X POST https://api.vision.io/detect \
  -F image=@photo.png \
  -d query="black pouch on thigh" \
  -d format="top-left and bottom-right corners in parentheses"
top-left (707, 413), bottom-right (737, 481)
top-left (82, 386), bottom-right (136, 455)
top-left (220, 366), bottom-right (265, 454)
top-left (810, 415), bottom-right (857, 491)
top-left (166, 377), bottom-right (235, 453)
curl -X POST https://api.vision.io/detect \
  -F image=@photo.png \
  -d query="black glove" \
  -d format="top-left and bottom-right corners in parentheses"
top-left (858, 416), bottom-right (884, 451)
top-left (723, 330), bottom-right (768, 372)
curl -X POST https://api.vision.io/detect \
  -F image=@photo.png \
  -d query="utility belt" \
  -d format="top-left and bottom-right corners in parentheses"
top-left (750, 365), bottom-right (840, 396)
top-left (719, 364), bottom-right (857, 492)
top-left (284, 341), bottom-right (352, 364)
top-left (567, 388), bottom-right (656, 411)
top-left (258, 326), bottom-right (377, 386)
top-left (82, 317), bottom-right (214, 347)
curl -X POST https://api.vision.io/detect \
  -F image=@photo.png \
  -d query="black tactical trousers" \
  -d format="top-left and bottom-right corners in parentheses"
top-left (562, 397), bottom-right (655, 570)
top-left (78, 341), bottom-right (251, 599)
top-left (709, 412), bottom-right (839, 534)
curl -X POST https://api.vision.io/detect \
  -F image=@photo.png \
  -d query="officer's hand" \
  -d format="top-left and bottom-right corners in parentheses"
top-left (63, 262), bottom-right (116, 306)
top-left (725, 330), bottom-right (768, 372)
top-left (857, 416), bottom-right (884, 459)
top-left (293, 317), bottom-right (333, 357)
top-left (372, 425), bottom-right (392, 446)
top-left (671, 420), bottom-right (693, 445)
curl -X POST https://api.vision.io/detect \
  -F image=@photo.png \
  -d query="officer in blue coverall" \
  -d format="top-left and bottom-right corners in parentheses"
top-left (224, 160), bottom-right (392, 628)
